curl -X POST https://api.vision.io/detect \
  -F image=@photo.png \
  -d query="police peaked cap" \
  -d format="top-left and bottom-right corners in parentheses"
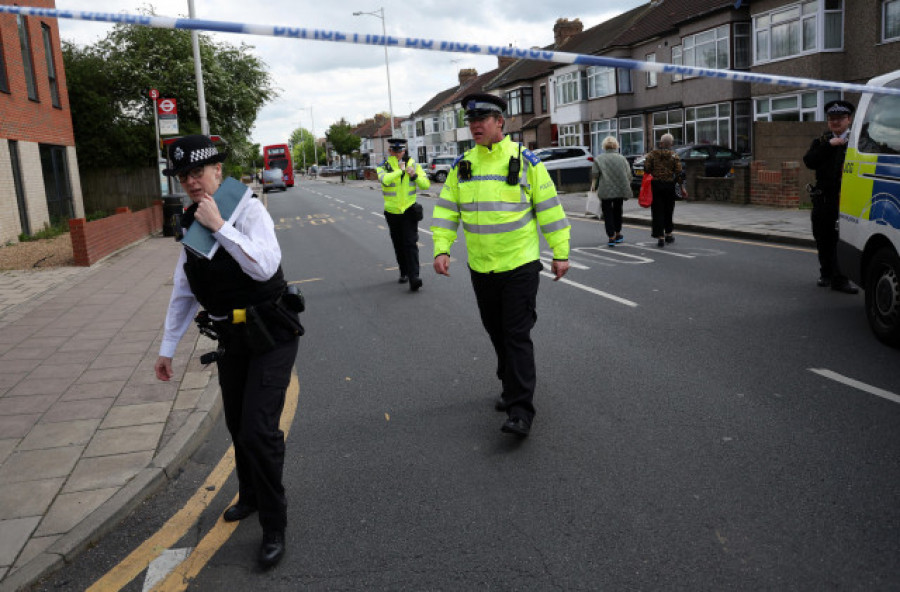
top-left (824, 99), bottom-right (855, 117)
top-left (163, 134), bottom-right (227, 176)
top-left (461, 93), bottom-right (507, 118)
top-left (387, 138), bottom-right (408, 150)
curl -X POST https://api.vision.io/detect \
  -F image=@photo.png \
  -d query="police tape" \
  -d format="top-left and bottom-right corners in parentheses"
top-left (4, 6), bottom-right (900, 97)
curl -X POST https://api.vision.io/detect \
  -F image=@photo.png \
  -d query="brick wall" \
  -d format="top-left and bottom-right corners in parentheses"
top-left (749, 160), bottom-right (801, 208)
top-left (68, 202), bottom-right (163, 266)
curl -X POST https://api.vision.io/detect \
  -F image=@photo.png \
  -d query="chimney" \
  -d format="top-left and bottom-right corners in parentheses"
top-left (497, 55), bottom-right (516, 70)
top-left (553, 18), bottom-right (583, 46)
top-left (458, 68), bottom-right (478, 85)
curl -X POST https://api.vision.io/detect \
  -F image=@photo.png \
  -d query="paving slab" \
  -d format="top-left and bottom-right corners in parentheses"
top-left (0, 479), bottom-right (65, 520)
top-left (0, 517), bottom-right (40, 567)
top-left (100, 401), bottom-right (171, 429)
top-left (64, 451), bottom-right (154, 493)
top-left (83, 423), bottom-right (165, 458)
top-left (34, 487), bottom-right (118, 537)
top-left (16, 419), bottom-right (100, 451)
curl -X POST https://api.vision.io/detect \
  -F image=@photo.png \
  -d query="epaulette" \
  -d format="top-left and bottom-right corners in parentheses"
top-left (451, 154), bottom-right (465, 169)
top-left (522, 146), bottom-right (540, 166)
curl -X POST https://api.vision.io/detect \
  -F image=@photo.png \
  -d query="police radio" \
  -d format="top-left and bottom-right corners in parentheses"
top-left (506, 148), bottom-right (522, 186)
top-left (458, 159), bottom-right (472, 181)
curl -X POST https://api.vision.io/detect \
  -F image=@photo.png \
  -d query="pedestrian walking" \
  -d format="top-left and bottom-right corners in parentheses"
top-left (377, 137), bottom-right (430, 291)
top-left (154, 135), bottom-right (302, 569)
top-left (642, 133), bottom-right (683, 247)
top-left (802, 99), bottom-right (859, 294)
top-left (431, 93), bottom-right (571, 439)
top-left (590, 136), bottom-right (633, 247)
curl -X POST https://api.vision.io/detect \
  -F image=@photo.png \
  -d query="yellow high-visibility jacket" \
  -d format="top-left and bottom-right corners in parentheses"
top-left (377, 155), bottom-right (430, 214)
top-left (431, 136), bottom-right (570, 273)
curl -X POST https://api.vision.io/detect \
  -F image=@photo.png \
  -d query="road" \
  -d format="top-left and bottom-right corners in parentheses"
top-left (35, 179), bottom-right (900, 591)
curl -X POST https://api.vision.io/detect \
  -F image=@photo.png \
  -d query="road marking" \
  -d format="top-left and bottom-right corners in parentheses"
top-left (142, 548), bottom-right (191, 591)
top-left (348, 204), bottom-right (363, 210)
top-left (809, 368), bottom-right (900, 405)
top-left (88, 373), bottom-right (301, 591)
top-left (540, 272), bottom-right (638, 307)
top-left (150, 373), bottom-right (301, 591)
top-left (539, 255), bottom-right (589, 270)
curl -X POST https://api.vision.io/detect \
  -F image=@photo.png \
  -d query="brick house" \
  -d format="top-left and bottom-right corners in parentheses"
top-left (0, 0), bottom-right (84, 244)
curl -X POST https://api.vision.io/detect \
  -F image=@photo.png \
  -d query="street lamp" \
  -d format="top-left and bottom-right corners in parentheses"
top-left (298, 106), bottom-right (318, 174)
top-left (352, 7), bottom-right (397, 139)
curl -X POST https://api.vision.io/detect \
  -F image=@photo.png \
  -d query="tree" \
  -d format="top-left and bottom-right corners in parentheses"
top-left (289, 127), bottom-right (318, 171)
top-left (62, 7), bottom-right (276, 173)
top-left (325, 118), bottom-right (361, 182)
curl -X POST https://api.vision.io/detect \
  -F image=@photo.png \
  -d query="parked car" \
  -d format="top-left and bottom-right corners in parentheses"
top-left (427, 155), bottom-right (456, 183)
top-left (532, 146), bottom-right (594, 170)
top-left (262, 168), bottom-right (286, 192)
top-left (631, 144), bottom-right (748, 191)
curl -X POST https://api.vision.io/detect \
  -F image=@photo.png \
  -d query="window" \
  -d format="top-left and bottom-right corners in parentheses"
top-left (734, 100), bottom-right (752, 154)
top-left (555, 71), bottom-right (582, 106)
top-left (415, 120), bottom-right (425, 136)
top-left (443, 111), bottom-right (454, 132)
top-left (734, 23), bottom-right (751, 68)
top-left (558, 123), bottom-right (584, 147)
top-left (17, 15), bottom-right (38, 100)
top-left (685, 103), bottom-right (732, 146)
top-left (430, 117), bottom-right (439, 134)
top-left (754, 1), bottom-right (843, 63)
top-left (586, 66), bottom-right (616, 98)
top-left (754, 90), bottom-right (840, 121)
top-left (617, 68), bottom-right (632, 94)
top-left (506, 87), bottom-right (533, 116)
top-left (618, 115), bottom-right (644, 157)
top-left (682, 25), bottom-right (730, 77)
top-left (457, 108), bottom-right (466, 128)
top-left (41, 25), bottom-right (60, 108)
top-left (857, 79), bottom-right (900, 154)
top-left (589, 119), bottom-right (617, 155)
top-left (540, 85), bottom-right (547, 113)
top-left (652, 109), bottom-right (684, 145)
top-left (0, 31), bottom-right (8, 93)
top-left (671, 45), bottom-right (683, 82)
top-left (646, 54), bottom-right (657, 87)
top-left (885, 0), bottom-right (900, 41)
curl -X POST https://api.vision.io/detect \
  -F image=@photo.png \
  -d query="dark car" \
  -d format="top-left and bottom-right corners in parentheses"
top-left (631, 144), bottom-right (748, 191)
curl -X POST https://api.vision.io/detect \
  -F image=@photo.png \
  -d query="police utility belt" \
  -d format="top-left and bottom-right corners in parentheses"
top-left (195, 285), bottom-right (305, 364)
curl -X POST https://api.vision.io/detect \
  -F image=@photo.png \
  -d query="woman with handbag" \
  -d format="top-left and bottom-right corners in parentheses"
top-left (642, 134), bottom-right (683, 247)
top-left (590, 136), bottom-right (633, 247)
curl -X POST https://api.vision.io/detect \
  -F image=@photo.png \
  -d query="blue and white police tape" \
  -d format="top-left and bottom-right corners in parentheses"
top-left (4, 6), bottom-right (900, 97)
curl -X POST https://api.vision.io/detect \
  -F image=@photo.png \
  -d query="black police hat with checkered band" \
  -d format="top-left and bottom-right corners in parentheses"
top-left (163, 134), bottom-right (228, 176)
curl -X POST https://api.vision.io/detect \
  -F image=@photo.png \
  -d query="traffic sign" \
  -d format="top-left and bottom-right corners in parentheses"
top-left (149, 88), bottom-right (159, 100)
top-left (158, 98), bottom-right (177, 115)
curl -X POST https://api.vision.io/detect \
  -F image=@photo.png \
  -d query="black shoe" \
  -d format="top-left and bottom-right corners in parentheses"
top-left (223, 503), bottom-right (256, 522)
top-left (657, 238), bottom-right (665, 248)
top-left (831, 282), bottom-right (859, 294)
top-left (495, 395), bottom-right (508, 412)
top-left (409, 277), bottom-right (423, 291)
top-left (258, 530), bottom-right (285, 568)
top-left (817, 277), bottom-right (832, 287)
top-left (665, 234), bottom-right (674, 243)
top-left (501, 416), bottom-right (531, 438)
top-left (398, 275), bottom-right (409, 284)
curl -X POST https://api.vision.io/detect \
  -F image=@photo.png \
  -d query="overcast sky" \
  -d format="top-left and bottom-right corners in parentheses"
top-left (54, 1), bottom-right (646, 147)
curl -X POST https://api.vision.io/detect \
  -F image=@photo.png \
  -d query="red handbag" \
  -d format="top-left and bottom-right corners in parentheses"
top-left (638, 173), bottom-right (653, 208)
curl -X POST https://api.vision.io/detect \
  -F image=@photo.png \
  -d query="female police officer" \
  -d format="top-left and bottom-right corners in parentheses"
top-left (154, 135), bottom-right (299, 568)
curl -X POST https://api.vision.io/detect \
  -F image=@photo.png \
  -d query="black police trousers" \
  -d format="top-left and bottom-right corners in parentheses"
top-left (384, 206), bottom-right (420, 280)
top-left (469, 260), bottom-right (541, 422)
top-left (811, 195), bottom-right (848, 283)
top-left (217, 325), bottom-right (298, 533)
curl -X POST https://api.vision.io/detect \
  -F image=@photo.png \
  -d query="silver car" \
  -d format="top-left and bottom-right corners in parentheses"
top-left (262, 168), bottom-right (286, 192)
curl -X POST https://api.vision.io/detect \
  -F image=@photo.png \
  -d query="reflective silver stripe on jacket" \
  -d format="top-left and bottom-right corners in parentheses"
top-left (383, 191), bottom-right (397, 197)
top-left (459, 201), bottom-right (532, 213)
top-left (436, 197), bottom-right (459, 212)
top-left (432, 218), bottom-right (459, 231)
top-left (540, 218), bottom-right (570, 234)
top-left (462, 209), bottom-right (536, 234)
top-left (459, 175), bottom-right (507, 184)
top-left (533, 195), bottom-right (563, 213)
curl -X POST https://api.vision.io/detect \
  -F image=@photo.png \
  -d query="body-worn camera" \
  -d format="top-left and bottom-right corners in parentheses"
top-left (280, 285), bottom-right (305, 313)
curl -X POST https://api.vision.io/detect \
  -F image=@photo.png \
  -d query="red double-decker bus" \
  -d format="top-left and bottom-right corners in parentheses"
top-left (263, 144), bottom-right (294, 187)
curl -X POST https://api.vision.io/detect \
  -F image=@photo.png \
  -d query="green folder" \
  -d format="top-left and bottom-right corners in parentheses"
top-left (181, 177), bottom-right (250, 259)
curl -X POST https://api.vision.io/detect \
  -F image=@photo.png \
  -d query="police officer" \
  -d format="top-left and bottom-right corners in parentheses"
top-left (154, 135), bottom-right (301, 568)
top-left (803, 99), bottom-right (858, 294)
top-left (377, 138), bottom-right (430, 291)
top-left (431, 93), bottom-right (571, 438)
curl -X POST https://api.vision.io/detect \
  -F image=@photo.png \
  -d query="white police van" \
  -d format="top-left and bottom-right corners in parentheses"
top-left (837, 69), bottom-right (900, 347)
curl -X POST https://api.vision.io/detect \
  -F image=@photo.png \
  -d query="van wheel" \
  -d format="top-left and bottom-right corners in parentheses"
top-left (435, 171), bottom-right (447, 183)
top-left (865, 247), bottom-right (900, 348)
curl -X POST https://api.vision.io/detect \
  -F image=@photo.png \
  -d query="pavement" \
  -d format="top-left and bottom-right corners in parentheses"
top-left (0, 178), bottom-right (813, 592)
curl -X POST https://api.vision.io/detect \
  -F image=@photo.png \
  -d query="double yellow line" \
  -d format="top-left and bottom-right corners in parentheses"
top-left (87, 373), bottom-right (300, 592)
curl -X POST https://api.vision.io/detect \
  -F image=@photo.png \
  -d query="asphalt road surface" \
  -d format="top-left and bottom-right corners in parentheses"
top-left (35, 179), bottom-right (900, 591)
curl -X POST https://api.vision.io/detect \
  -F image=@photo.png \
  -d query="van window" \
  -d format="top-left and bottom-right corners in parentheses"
top-left (858, 80), bottom-right (900, 155)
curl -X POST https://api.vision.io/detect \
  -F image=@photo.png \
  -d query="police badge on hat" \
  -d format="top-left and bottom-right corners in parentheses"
top-left (824, 99), bottom-right (855, 117)
top-left (163, 134), bottom-right (228, 176)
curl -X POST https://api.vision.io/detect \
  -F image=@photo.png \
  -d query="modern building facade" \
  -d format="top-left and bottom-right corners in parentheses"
top-left (0, 0), bottom-right (84, 245)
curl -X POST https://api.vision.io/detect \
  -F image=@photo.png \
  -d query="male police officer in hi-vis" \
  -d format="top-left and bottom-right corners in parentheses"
top-left (431, 93), bottom-right (571, 438)
top-left (377, 137), bottom-right (430, 291)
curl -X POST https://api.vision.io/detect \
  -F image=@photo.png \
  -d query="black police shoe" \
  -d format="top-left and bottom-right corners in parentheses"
top-left (831, 282), bottom-right (859, 294)
top-left (258, 530), bottom-right (285, 568)
top-left (410, 277), bottom-right (423, 291)
top-left (501, 416), bottom-right (531, 438)
top-left (398, 275), bottom-right (409, 284)
top-left (223, 503), bottom-right (256, 522)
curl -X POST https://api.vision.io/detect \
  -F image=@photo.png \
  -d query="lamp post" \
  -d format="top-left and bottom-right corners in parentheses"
top-left (352, 7), bottom-right (396, 139)
top-left (299, 106), bottom-right (318, 174)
